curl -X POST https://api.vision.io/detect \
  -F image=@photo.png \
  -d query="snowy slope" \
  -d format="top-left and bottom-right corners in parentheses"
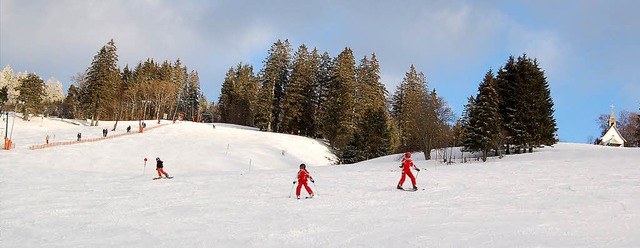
top-left (1, 116), bottom-right (639, 247)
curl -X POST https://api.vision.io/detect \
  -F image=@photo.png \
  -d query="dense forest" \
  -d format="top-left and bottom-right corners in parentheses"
top-left (216, 40), bottom-right (457, 163)
top-left (217, 40), bottom-right (561, 162)
top-left (1, 39), bottom-right (638, 162)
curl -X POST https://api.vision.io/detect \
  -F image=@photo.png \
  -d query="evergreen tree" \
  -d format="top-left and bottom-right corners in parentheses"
top-left (119, 65), bottom-right (135, 120)
top-left (324, 47), bottom-right (357, 159)
top-left (496, 54), bottom-right (557, 153)
top-left (255, 39), bottom-right (291, 132)
top-left (391, 65), bottom-right (429, 153)
top-left (0, 86), bottom-right (8, 107)
top-left (355, 53), bottom-right (387, 113)
top-left (526, 58), bottom-right (557, 148)
top-left (496, 56), bottom-right (519, 153)
top-left (82, 39), bottom-right (120, 126)
top-left (348, 53), bottom-right (391, 162)
top-left (197, 93), bottom-right (210, 122)
top-left (463, 70), bottom-right (502, 161)
top-left (357, 108), bottom-right (393, 161)
top-left (313, 51), bottom-right (333, 138)
top-left (171, 59), bottom-right (188, 120)
top-left (61, 85), bottom-right (80, 119)
top-left (218, 64), bottom-right (258, 126)
top-left (183, 71), bottom-right (199, 120)
top-left (461, 95), bottom-right (476, 150)
top-left (281, 44), bottom-right (315, 135)
top-left (17, 73), bottom-right (45, 120)
top-left (305, 48), bottom-right (322, 137)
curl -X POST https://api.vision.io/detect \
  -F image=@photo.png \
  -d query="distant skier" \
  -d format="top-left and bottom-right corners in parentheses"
top-left (294, 163), bottom-right (314, 199)
top-left (155, 157), bottom-right (170, 178)
top-left (397, 152), bottom-right (420, 191)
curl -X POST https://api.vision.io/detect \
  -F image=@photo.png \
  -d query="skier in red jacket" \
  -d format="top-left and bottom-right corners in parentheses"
top-left (294, 163), bottom-right (314, 199)
top-left (397, 152), bottom-right (420, 190)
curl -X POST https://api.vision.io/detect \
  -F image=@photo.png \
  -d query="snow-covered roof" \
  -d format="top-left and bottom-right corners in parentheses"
top-left (600, 125), bottom-right (626, 146)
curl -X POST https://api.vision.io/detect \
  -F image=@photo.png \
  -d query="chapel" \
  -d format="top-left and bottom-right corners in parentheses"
top-left (599, 105), bottom-right (626, 147)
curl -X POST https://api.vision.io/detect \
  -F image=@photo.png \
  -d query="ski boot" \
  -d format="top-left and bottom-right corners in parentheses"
top-left (412, 186), bottom-right (418, 191)
top-left (397, 185), bottom-right (403, 190)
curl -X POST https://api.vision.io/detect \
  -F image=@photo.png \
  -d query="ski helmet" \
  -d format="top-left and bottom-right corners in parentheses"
top-left (405, 152), bottom-right (411, 158)
top-left (300, 163), bottom-right (306, 168)
top-left (156, 157), bottom-right (160, 161)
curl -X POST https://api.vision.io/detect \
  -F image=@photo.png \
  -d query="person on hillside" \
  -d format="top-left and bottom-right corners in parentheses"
top-left (156, 157), bottom-right (170, 178)
top-left (126, 125), bottom-right (131, 133)
top-left (397, 152), bottom-right (420, 191)
top-left (46, 134), bottom-right (49, 144)
top-left (293, 163), bottom-right (314, 199)
top-left (77, 132), bottom-right (81, 141)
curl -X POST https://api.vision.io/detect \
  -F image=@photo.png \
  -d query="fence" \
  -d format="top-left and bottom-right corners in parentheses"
top-left (29, 122), bottom-right (174, 150)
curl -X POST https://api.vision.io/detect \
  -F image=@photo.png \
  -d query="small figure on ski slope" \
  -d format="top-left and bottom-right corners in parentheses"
top-left (397, 152), bottom-right (420, 190)
top-left (156, 157), bottom-right (170, 178)
top-left (294, 163), bottom-right (314, 199)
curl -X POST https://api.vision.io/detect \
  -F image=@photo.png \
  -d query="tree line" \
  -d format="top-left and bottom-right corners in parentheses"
top-left (6, 38), bottom-right (636, 161)
top-left (0, 39), bottom-right (209, 130)
top-left (0, 66), bottom-right (65, 120)
top-left (217, 39), bottom-right (455, 163)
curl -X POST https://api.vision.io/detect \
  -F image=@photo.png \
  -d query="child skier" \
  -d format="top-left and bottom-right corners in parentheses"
top-left (155, 157), bottom-right (170, 178)
top-left (397, 152), bottom-right (420, 190)
top-left (294, 163), bottom-right (314, 199)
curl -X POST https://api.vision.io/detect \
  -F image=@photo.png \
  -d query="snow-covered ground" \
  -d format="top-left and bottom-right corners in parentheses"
top-left (1, 114), bottom-right (639, 247)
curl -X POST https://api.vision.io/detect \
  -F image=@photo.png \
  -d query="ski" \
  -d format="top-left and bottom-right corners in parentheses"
top-left (153, 176), bottom-right (173, 180)
top-left (293, 196), bottom-right (314, 200)
top-left (397, 187), bottom-right (422, 191)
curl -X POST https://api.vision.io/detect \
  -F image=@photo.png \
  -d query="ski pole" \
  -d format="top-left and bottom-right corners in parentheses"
top-left (289, 181), bottom-right (296, 198)
top-left (143, 157), bottom-right (148, 175)
top-left (312, 181), bottom-right (319, 196)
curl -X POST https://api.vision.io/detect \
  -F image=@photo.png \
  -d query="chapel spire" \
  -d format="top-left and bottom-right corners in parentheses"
top-left (608, 104), bottom-right (617, 128)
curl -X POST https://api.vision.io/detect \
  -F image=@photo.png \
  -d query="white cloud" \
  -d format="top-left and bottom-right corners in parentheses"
top-left (506, 27), bottom-right (565, 78)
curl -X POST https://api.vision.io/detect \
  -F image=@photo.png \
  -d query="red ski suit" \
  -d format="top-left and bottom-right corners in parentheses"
top-left (296, 169), bottom-right (314, 197)
top-left (398, 158), bottom-right (417, 187)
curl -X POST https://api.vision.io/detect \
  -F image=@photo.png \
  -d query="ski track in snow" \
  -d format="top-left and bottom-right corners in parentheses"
top-left (1, 116), bottom-right (640, 247)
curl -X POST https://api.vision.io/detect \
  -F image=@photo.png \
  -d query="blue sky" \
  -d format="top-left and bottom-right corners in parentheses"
top-left (1, 0), bottom-right (638, 143)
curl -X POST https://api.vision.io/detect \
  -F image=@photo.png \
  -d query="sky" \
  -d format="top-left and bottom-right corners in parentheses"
top-left (1, 0), bottom-right (639, 143)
